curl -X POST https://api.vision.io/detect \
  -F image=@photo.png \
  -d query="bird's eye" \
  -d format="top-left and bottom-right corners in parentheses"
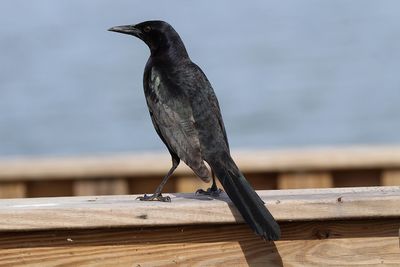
top-left (143, 26), bottom-right (151, 33)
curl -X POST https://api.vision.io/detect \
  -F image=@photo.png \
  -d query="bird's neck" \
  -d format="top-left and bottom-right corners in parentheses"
top-left (150, 35), bottom-right (190, 63)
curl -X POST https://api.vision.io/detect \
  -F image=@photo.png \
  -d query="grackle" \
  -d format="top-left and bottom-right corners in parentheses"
top-left (108, 20), bottom-right (280, 241)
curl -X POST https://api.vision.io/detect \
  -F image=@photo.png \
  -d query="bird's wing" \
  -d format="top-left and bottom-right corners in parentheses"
top-left (192, 64), bottom-right (230, 151)
top-left (144, 67), bottom-right (210, 180)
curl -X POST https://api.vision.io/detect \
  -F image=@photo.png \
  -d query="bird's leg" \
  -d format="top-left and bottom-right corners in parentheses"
top-left (196, 170), bottom-right (223, 197)
top-left (136, 158), bottom-right (179, 202)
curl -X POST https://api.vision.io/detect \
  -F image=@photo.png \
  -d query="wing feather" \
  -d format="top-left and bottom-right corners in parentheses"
top-left (145, 67), bottom-right (210, 180)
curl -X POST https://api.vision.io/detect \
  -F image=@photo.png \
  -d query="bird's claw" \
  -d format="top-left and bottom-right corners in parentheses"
top-left (136, 193), bottom-right (171, 202)
top-left (195, 187), bottom-right (223, 197)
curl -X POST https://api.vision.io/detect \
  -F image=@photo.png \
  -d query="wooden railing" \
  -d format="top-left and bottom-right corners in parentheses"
top-left (0, 186), bottom-right (399, 266)
top-left (0, 146), bottom-right (399, 198)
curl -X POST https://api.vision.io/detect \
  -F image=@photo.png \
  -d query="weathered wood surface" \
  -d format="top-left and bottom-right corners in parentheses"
top-left (0, 219), bottom-right (398, 267)
top-left (0, 187), bottom-right (399, 266)
top-left (1, 146), bottom-right (400, 181)
top-left (0, 187), bottom-right (398, 231)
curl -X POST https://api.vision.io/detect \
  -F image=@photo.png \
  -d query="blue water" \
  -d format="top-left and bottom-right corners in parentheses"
top-left (1, 1), bottom-right (400, 156)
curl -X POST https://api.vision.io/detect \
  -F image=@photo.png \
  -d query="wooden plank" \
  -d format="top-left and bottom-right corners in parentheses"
top-left (0, 187), bottom-right (398, 231)
top-left (236, 146), bottom-right (400, 172)
top-left (382, 170), bottom-right (400, 186)
top-left (246, 172), bottom-right (277, 190)
top-left (0, 219), bottom-right (398, 266)
top-left (0, 182), bottom-right (26, 198)
top-left (26, 180), bottom-right (72, 197)
top-left (333, 169), bottom-right (381, 187)
top-left (73, 178), bottom-right (129, 196)
top-left (277, 171), bottom-right (333, 189)
top-left (1, 146), bottom-right (400, 181)
top-left (0, 153), bottom-right (179, 181)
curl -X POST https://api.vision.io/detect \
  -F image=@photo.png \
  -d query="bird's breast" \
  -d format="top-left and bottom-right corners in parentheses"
top-left (150, 67), bottom-right (162, 97)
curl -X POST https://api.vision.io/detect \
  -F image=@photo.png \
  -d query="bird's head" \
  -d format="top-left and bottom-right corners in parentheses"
top-left (108, 20), bottom-right (187, 58)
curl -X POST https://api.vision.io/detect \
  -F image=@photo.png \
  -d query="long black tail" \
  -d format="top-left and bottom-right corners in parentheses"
top-left (208, 152), bottom-right (280, 241)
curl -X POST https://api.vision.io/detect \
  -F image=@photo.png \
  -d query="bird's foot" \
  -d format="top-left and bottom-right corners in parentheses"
top-left (195, 187), bottom-right (223, 197)
top-left (136, 193), bottom-right (171, 202)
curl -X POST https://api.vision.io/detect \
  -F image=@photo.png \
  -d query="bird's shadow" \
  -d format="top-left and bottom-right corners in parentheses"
top-left (180, 192), bottom-right (283, 266)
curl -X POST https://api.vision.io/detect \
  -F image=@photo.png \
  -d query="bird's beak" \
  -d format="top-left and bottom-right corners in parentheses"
top-left (108, 25), bottom-right (142, 38)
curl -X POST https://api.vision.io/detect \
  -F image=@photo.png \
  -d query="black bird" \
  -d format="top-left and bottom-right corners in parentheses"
top-left (108, 20), bottom-right (280, 241)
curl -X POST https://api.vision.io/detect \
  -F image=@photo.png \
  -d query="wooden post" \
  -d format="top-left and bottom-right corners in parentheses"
top-left (277, 171), bottom-right (333, 189)
top-left (382, 170), bottom-right (400, 186)
top-left (0, 182), bottom-right (26, 198)
top-left (73, 178), bottom-right (129, 196)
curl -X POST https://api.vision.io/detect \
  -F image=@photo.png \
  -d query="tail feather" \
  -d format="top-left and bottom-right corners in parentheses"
top-left (208, 153), bottom-right (281, 241)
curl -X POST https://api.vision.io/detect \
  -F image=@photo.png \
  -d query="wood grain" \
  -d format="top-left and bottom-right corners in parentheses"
top-left (1, 146), bottom-right (400, 181)
top-left (0, 219), bottom-right (398, 266)
top-left (0, 186), bottom-right (398, 231)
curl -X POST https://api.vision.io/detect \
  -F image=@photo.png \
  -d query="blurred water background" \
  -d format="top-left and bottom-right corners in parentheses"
top-left (0, 1), bottom-right (399, 157)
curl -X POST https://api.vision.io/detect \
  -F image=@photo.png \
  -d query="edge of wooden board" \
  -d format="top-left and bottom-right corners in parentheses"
top-left (0, 186), bottom-right (398, 231)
